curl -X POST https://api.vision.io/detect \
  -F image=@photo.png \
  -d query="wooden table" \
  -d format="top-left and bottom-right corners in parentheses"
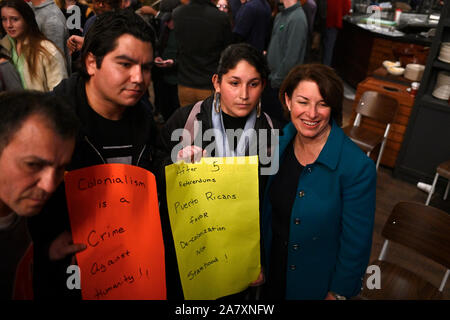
top-left (350, 77), bottom-right (415, 168)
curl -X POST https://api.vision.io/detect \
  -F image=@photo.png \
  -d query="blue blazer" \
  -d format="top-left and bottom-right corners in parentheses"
top-left (262, 120), bottom-right (376, 299)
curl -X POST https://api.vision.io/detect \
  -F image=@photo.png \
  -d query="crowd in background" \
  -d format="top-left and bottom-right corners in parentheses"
top-left (0, 0), bottom-right (351, 123)
top-left (0, 0), bottom-right (377, 302)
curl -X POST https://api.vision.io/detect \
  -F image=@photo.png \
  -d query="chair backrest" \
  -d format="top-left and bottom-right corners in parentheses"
top-left (355, 91), bottom-right (398, 124)
top-left (382, 201), bottom-right (450, 269)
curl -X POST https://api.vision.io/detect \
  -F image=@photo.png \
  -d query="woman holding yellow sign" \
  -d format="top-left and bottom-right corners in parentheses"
top-left (261, 64), bottom-right (376, 300)
top-left (158, 43), bottom-right (280, 299)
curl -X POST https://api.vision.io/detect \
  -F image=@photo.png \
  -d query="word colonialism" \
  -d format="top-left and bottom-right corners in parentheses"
top-left (78, 175), bottom-right (146, 191)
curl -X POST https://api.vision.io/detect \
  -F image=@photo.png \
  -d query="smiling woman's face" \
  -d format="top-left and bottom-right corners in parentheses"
top-left (1, 7), bottom-right (26, 40)
top-left (285, 80), bottom-right (331, 141)
top-left (213, 59), bottom-right (264, 118)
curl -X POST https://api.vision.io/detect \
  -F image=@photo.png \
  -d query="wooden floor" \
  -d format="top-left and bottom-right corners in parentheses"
top-left (342, 98), bottom-right (450, 299)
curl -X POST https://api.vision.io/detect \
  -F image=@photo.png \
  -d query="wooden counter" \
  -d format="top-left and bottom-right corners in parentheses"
top-left (350, 77), bottom-right (415, 168)
top-left (334, 20), bottom-right (431, 88)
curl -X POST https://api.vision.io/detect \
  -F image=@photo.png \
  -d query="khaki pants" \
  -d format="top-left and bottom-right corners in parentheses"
top-left (178, 85), bottom-right (213, 107)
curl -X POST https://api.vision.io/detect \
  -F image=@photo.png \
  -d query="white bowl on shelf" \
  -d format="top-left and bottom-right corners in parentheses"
top-left (383, 60), bottom-right (401, 69)
top-left (387, 66), bottom-right (405, 76)
top-left (438, 44), bottom-right (450, 63)
top-left (436, 71), bottom-right (450, 87)
top-left (438, 54), bottom-right (450, 64)
top-left (432, 85), bottom-right (450, 100)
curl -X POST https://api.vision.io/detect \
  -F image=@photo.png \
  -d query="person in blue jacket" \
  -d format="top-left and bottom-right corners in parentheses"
top-left (261, 63), bottom-right (376, 300)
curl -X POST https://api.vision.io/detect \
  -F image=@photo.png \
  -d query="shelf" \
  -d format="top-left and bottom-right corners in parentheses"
top-left (394, 1), bottom-right (450, 182)
top-left (433, 59), bottom-right (450, 71)
top-left (420, 93), bottom-right (450, 112)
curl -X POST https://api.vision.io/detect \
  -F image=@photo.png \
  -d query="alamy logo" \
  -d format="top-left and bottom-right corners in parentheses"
top-left (66, 5), bottom-right (82, 30)
top-left (66, 264), bottom-right (382, 291)
top-left (366, 5), bottom-right (382, 28)
top-left (170, 122), bottom-right (280, 176)
top-left (67, 265), bottom-right (81, 289)
top-left (366, 265), bottom-right (381, 289)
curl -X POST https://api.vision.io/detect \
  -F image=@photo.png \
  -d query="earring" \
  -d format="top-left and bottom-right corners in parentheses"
top-left (256, 99), bottom-right (261, 118)
top-left (213, 92), bottom-right (221, 113)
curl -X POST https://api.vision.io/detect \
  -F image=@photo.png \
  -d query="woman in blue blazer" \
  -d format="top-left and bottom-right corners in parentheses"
top-left (261, 64), bottom-right (376, 300)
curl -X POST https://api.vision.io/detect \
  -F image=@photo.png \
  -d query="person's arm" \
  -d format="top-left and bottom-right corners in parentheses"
top-left (328, 157), bottom-right (376, 298)
top-left (154, 56), bottom-right (175, 68)
top-left (49, 230), bottom-right (87, 262)
top-left (67, 35), bottom-right (84, 54)
top-left (139, 5), bottom-right (158, 16)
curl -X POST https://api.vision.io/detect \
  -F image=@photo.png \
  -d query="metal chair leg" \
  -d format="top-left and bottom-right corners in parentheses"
top-left (439, 269), bottom-right (450, 292)
top-left (426, 173), bottom-right (439, 206)
top-left (378, 240), bottom-right (389, 261)
top-left (444, 180), bottom-right (450, 201)
top-left (375, 139), bottom-right (387, 171)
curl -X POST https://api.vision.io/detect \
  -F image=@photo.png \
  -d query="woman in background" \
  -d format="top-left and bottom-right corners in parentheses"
top-left (0, 0), bottom-right (67, 91)
top-left (262, 63), bottom-right (376, 300)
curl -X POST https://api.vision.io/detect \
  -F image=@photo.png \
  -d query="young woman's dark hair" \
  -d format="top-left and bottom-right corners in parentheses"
top-left (0, 0), bottom-right (55, 79)
top-left (79, 9), bottom-right (156, 79)
top-left (279, 63), bottom-right (343, 125)
top-left (216, 43), bottom-right (269, 83)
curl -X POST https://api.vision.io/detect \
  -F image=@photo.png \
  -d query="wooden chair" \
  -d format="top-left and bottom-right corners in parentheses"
top-left (360, 202), bottom-right (450, 299)
top-left (426, 160), bottom-right (450, 206)
top-left (343, 91), bottom-right (398, 170)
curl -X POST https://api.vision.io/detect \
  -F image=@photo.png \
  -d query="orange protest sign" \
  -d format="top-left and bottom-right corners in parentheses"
top-left (65, 164), bottom-right (166, 300)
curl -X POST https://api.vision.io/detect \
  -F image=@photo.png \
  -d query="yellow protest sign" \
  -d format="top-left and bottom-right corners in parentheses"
top-left (165, 156), bottom-right (260, 300)
top-left (65, 164), bottom-right (166, 300)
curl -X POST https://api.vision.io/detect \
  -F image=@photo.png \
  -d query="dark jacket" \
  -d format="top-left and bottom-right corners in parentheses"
top-left (172, 0), bottom-right (232, 89)
top-left (28, 73), bottom-right (161, 299)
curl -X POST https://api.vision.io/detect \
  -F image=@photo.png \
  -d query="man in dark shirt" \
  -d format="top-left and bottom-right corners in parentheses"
top-left (173, 0), bottom-right (232, 106)
top-left (0, 91), bottom-right (79, 299)
top-left (28, 10), bottom-right (162, 299)
top-left (233, 0), bottom-right (271, 52)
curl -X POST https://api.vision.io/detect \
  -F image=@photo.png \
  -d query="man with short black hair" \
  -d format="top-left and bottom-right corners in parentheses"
top-left (0, 91), bottom-right (78, 299)
top-left (28, 10), bottom-right (162, 299)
